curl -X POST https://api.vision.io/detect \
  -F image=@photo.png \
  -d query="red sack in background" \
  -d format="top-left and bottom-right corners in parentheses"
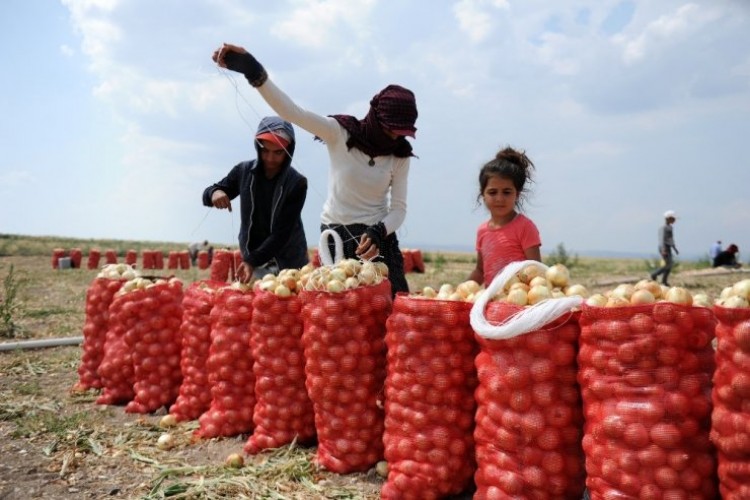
top-left (125, 249), bottom-right (137, 266)
top-left (69, 248), bottom-right (83, 269)
top-left (712, 306), bottom-right (750, 499)
top-left (179, 251), bottom-right (190, 270)
top-left (473, 302), bottom-right (585, 499)
top-left (245, 290), bottom-right (315, 454)
top-left (153, 251), bottom-right (164, 269)
top-left (141, 250), bottom-right (155, 270)
top-left (169, 281), bottom-right (222, 421)
top-left (301, 279), bottom-right (391, 473)
top-left (578, 303), bottom-right (718, 499)
top-left (402, 250), bottom-right (414, 274)
top-left (52, 248), bottom-right (66, 269)
top-left (167, 251), bottom-right (179, 270)
top-left (87, 249), bottom-right (101, 270)
top-left (198, 251), bottom-right (210, 270)
top-left (104, 249), bottom-right (117, 264)
top-left (196, 287), bottom-right (256, 438)
top-left (122, 279), bottom-right (184, 414)
top-left (210, 249), bottom-right (234, 282)
top-left (96, 292), bottom-right (136, 405)
top-left (73, 277), bottom-right (125, 391)
top-left (381, 296), bottom-right (478, 500)
top-left (411, 250), bottom-right (425, 273)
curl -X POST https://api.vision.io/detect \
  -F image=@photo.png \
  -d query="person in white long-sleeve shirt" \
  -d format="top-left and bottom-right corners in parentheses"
top-left (212, 43), bottom-right (418, 295)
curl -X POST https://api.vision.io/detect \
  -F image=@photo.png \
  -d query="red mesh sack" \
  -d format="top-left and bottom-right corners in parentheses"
top-left (381, 296), bottom-right (478, 499)
top-left (121, 280), bottom-right (184, 413)
top-left (73, 277), bottom-right (125, 391)
top-left (300, 279), bottom-right (391, 473)
top-left (579, 302), bottom-right (718, 499)
top-left (69, 248), bottom-right (83, 269)
top-left (125, 250), bottom-right (137, 266)
top-left (96, 292), bottom-right (136, 405)
top-left (473, 302), bottom-right (585, 499)
top-left (142, 250), bottom-right (155, 270)
top-left (210, 249), bottom-right (234, 282)
top-left (196, 287), bottom-right (256, 438)
top-left (153, 251), bottom-right (164, 269)
top-left (167, 251), bottom-right (179, 270)
top-left (402, 250), bottom-right (414, 274)
top-left (411, 250), bottom-right (425, 273)
top-left (179, 251), bottom-right (190, 270)
top-left (712, 306), bottom-right (750, 499)
top-left (245, 289), bottom-right (316, 454)
top-left (169, 281), bottom-right (223, 421)
top-left (87, 249), bottom-right (101, 270)
top-left (52, 248), bottom-right (66, 269)
top-left (198, 251), bottom-right (210, 270)
top-left (104, 249), bottom-right (117, 264)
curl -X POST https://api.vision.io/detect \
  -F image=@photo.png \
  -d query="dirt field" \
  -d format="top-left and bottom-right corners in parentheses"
top-left (1, 252), bottom-right (747, 499)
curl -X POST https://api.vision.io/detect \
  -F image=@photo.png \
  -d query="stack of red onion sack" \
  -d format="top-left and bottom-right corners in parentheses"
top-left (381, 291), bottom-right (478, 499)
top-left (120, 277), bottom-right (184, 414)
top-left (51, 248), bottom-right (66, 269)
top-left (578, 286), bottom-right (718, 498)
top-left (711, 280), bottom-right (750, 498)
top-left (70, 248), bottom-right (83, 269)
top-left (167, 251), bottom-right (180, 270)
top-left (179, 251), bottom-right (190, 270)
top-left (169, 280), bottom-right (224, 422)
top-left (73, 264), bottom-right (137, 391)
top-left (125, 250), bottom-right (137, 266)
top-left (195, 285), bottom-right (256, 438)
top-left (210, 249), bottom-right (235, 282)
top-left (245, 270), bottom-right (316, 454)
top-left (97, 286), bottom-right (137, 405)
top-left (300, 257), bottom-right (391, 474)
top-left (87, 249), bottom-right (101, 270)
top-left (104, 249), bottom-right (117, 264)
top-left (470, 262), bottom-right (586, 499)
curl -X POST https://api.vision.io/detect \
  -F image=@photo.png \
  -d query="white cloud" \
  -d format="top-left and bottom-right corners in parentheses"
top-left (453, 0), bottom-right (510, 43)
top-left (615, 3), bottom-right (722, 64)
top-left (60, 44), bottom-right (74, 57)
top-left (0, 170), bottom-right (35, 193)
top-left (271, 0), bottom-right (376, 49)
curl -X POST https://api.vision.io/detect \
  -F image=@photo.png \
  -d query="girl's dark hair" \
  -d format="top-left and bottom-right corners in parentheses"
top-left (476, 146), bottom-right (535, 207)
top-left (728, 244), bottom-right (739, 253)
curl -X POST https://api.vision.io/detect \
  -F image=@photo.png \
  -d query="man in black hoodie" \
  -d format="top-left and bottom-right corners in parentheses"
top-left (202, 116), bottom-right (309, 282)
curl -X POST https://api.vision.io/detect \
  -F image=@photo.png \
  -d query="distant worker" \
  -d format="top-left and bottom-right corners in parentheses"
top-left (710, 240), bottom-right (722, 261)
top-left (713, 244), bottom-right (741, 269)
top-left (650, 210), bottom-right (678, 286)
top-left (188, 240), bottom-right (209, 266)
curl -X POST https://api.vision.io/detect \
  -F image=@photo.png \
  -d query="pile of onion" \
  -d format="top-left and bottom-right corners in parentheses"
top-left (120, 277), bottom-right (184, 414)
top-left (195, 286), bottom-right (256, 438)
top-left (300, 274), bottom-right (391, 473)
top-left (381, 294), bottom-right (478, 499)
top-left (711, 278), bottom-right (750, 498)
top-left (244, 281), bottom-right (316, 454)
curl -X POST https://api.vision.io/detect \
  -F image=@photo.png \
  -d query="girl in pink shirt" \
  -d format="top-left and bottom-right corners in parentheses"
top-left (468, 147), bottom-right (542, 285)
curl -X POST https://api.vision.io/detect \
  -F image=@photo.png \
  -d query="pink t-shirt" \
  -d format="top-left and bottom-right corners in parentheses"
top-left (475, 214), bottom-right (541, 285)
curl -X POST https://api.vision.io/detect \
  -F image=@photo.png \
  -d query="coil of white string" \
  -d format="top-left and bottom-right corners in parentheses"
top-left (470, 260), bottom-right (584, 340)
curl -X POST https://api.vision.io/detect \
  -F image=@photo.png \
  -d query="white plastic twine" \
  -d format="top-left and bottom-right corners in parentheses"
top-left (318, 229), bottom-right (345, 266)
top-left (470, 260), bottom-right (583, 340)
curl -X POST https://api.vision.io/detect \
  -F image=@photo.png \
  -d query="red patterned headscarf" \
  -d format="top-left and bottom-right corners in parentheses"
top-left (328, 84), bottom-right (418, 162)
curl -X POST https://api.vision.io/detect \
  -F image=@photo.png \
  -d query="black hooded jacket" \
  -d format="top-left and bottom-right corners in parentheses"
top-left (202, 116), bottom-right (309, 270)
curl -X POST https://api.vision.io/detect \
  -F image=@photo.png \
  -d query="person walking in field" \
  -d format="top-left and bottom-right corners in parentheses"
top-left (468, 146), bottom-right (542, 286)
top-left (650, 210), bottom-right (679, 286)
top-left (211, 43), bottom-right (418, 296)
top-left (188, 240), bottom-right (209, 267)
top-left (202, 116), bottom-right (309, 283)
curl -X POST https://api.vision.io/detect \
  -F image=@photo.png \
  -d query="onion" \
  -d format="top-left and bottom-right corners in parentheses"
top-left (732, 279), bottom-right (750, 300)
top-left (691, 293), bottom-right (711, 307)
top-left (159, 414), bottom-right (178, 428)
top-left (375, 460), bottom-right (389, 478)
top-left (225, 453), bottom-right (245, 468)
top-left (630, 289), bottom-right (656, 305)
top-left (664, 287), bottom-right (692, 306)
top-left (157, 433), bottom-right (175, 450)
top-left (529, 276), bottom-right (551, 289)
top-left (527, 285), bottom-right (551, 305)
top-left (722, 295), bottom-right (749, 308)
top-left (422, 286), bottom-right (437, 298)
top-left (506, 288), bottom-right (528, 306)
top-left (545, 264), bottom-right (570, 288)
top-left (586, 294), bottom-right (607, 307)
top-left (564, 284), bottom-right (589, 298)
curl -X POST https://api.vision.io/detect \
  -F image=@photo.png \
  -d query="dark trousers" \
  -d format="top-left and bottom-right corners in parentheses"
top-left (320, 223), bottom-right (408, 297)
top-left (651, 250), bottom-right (674, 284)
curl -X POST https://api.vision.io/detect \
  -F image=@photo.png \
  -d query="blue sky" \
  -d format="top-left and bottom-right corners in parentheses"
top-left (1, 0), bottom-right (748, 260)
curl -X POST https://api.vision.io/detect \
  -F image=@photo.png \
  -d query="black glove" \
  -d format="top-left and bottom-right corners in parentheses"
top-left (365, 222), bottom-right (387, 252)
top-left (223, 50), bottom-right (268, 87)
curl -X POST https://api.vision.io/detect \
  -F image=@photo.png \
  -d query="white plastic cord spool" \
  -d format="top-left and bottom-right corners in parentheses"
top-left (318, 229), bottom-right (345, 266)
top-left (470, 260), bottom-right (583, 340)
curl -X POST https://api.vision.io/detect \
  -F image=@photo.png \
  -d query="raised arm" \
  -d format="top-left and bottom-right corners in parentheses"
top-left (213, 43), bottom-right (338, 143)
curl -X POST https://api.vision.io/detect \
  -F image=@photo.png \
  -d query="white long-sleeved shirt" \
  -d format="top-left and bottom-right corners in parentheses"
top-left (258, 79), bottom-right (409, 235)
